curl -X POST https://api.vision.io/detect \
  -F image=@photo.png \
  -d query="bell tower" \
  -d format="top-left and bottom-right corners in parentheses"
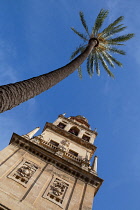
top-left (0, 114), bottom-right (103, 210)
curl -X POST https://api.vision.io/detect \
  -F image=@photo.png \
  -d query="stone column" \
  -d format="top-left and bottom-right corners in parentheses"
top-left (91, 156), bottom-right (98, 174)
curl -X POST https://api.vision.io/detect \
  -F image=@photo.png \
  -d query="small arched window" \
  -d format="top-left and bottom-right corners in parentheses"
top-left (57, 122), bottom-right (66, 129)
top-left (68, 126), bottom-right (80, 136)
top-left (82, 134), bottom-right (90, 142)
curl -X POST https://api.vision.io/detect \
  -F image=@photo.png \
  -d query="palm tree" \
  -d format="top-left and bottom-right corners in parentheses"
top-left (0, 9), bottom-right (134, 113)
top-left (70, 10), bottom-right (134, 78)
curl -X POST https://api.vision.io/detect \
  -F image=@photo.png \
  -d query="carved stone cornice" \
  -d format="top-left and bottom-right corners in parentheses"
top-left (43, 115), bottom-right (98, 136)
top-left (59, 114), bottom-right (98, 135)
top-left (35, 136), bottom-right (89, 167)
top-left (43, 123), bottom-right (97, 155)
top-left (0, 204), bottom-right (11, 210)
top-left (9, 133), bottom-right (103, 196)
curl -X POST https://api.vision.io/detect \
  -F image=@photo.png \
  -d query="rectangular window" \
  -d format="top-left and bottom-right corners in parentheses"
top-left (50, 140), bottom-right (59, 147)
top-left (69, 149), bottom-right (78, 157)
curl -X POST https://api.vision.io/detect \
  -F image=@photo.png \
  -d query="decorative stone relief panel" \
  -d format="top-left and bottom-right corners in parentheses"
top-left (43, 176), bottom-right (70, 208)
top-left (60, 140), bottom-right (70, 148)
top-left (8, 159), bottom-right (38, 187)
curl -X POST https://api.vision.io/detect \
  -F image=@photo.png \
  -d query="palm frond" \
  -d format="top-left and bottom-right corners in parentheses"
top-left (79, 11), bottom-right (90, 36)
top-left (90, 54), bottom-right (94, 75)
top-left (99, 54), bottom-right (114, 78)
top-left (107, 52), bottom-right (123, 67)
top-left (94, 52), bottom-right (100, 76)
top-left (107, 47), bottom-right (126, 55)
top-left (70, 45), bottom-right (86, 60)
top-left (108, 33), bottom-right (134, 43)
top-left (101, 51), bottom-right (115, 68)
top-left (104, 26), bottom-right (127, 39)
top-left (71, 27), bottom-right (88, 41)
top-left (92, 9), bottom-right (109, 36)
top-left (101, 16), bottom-right (124, 36)
top-left (107, 41), bottom-right (125, 46)
top-left (87, 55), bottom-right (92, 77)
top-left (110, 25), bottom-right (126, 34)
top-left (77, 66), bottom-right (82, 79)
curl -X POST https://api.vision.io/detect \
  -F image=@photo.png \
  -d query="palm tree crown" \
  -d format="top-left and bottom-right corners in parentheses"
top-left (71, 9), bottom-right (134, 78)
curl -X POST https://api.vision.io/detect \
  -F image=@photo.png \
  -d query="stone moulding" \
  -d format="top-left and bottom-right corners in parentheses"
top-left (38, 138), bottom-right (84, 165)
top-left (9, 133), bottom-right (103, 196)
top-left (43, 122), bottom-right (97, 154)
top-left (0, 204), bottom-right (11, 210)
top-left (50, 114), bottom-right (98, 136)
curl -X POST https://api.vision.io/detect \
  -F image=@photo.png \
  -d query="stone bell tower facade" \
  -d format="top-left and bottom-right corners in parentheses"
top-left (0, 114), bottom-right (103, 210)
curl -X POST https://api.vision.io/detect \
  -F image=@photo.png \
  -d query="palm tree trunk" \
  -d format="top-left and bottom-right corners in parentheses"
top-left (0, 39), bottom-right (97, 113)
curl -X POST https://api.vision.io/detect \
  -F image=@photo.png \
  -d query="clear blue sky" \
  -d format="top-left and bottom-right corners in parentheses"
top-left (0, 0), bottom-right (139, 209)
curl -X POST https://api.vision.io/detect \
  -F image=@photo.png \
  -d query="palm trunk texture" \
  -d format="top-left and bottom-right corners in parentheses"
top-left (0, 39), bottom-right (97, 113)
